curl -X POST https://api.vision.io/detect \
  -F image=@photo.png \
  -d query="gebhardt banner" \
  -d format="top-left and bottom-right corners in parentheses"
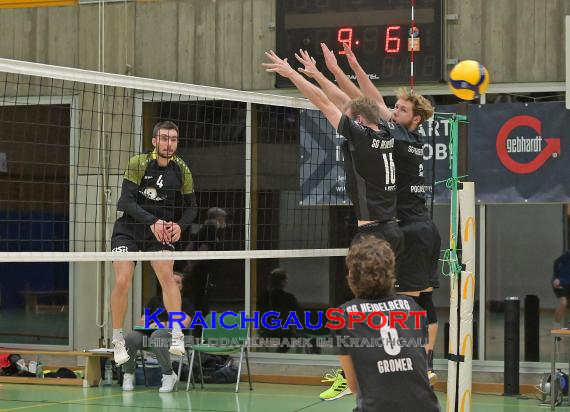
top-left (468, 102), bottom-right (569, 203)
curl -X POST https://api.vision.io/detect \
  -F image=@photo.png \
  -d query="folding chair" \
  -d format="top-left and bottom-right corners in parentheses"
top-left (186, 313), bottom-right (253, 393)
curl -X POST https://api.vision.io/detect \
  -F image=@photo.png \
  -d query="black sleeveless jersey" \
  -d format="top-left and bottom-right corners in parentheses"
top-left (338, 114), bottom-right (397, 222)
top-left (384, 121), bottom-right (430, 221)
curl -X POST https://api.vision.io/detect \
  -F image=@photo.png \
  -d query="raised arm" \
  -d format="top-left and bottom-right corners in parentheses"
top-left (295, 49), bottom-right (350, 110)
top-left (342, 42), bottom-right (393, 122)
top-left (263, 50), bottom-right (342, 129)
top-left (321, 43), bottom-right (362, 100)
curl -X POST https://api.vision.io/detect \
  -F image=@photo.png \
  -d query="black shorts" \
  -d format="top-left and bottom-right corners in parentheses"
top-left (111, 218), bottom-right (175, 253)
top-left (352, 221), bottom-right (404, 259)
top-left (554, 286), bottom-right (570, 299)
top-left (397, 218), bottom-right (441, 292)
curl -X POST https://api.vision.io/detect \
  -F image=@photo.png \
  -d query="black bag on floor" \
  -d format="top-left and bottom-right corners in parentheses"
top-left (172, 354), bottom-right (232, 382)
top-left (45, 368), bottom-right (76, 379)
top-left (204, 359), bottom-right (238, 384)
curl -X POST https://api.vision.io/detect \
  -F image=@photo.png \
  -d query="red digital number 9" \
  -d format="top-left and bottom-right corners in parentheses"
top-left (385, 26), bottom-right (401, 53)
top-left (338, 27), bottom-right (353, 55)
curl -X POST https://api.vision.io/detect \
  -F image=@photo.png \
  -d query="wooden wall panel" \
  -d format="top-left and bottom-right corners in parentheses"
top-left (544, 0), bottom-right (564, 80)
top-left (216, 0), bottom-right (244, 89)
top-left (194, 0), bottom-right (217, 86)
top-left (0, 0), bottom-right (566, 89)
top-left (134, 0), bottom-right (178, 81)
top-left (46, 6), bottom-right (77, 67)
top-left (177, 0), bottom-right (197, 84)
top-left (251, 0), bottom-right (275, 90)
top-left (241, 0), bottom-right (253, 90)
top-left (448, 0), bottom-right (568, 83)
top-left (448, 0), bottom-right (483, 64)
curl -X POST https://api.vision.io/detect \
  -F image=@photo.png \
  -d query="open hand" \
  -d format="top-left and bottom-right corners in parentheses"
top-left (263, 50), bottom-right (295, 78)
top-left (295, 49), bottom-right (320, 78)
top-left (342, 42), bottom-right (359, 69)
top-left (321, 43), bottom-right (339, 72)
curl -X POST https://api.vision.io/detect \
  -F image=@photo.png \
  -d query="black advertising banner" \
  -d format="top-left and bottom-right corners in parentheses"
top-left (299, 108), bottom-right (349, 206)
top-left (419, 104), bottom-right (458, 204)
top-left (468, 103), bottom-right (568, 203)
top-left (300, 106), bottom-right (457, 205)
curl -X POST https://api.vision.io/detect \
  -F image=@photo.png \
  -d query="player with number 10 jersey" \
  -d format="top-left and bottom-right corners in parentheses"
top-left (338, 98), bottom-right (403, 258)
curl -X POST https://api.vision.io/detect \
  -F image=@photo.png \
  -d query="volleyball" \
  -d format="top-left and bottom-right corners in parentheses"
top-left (448, 60), bottom-right (490, 100)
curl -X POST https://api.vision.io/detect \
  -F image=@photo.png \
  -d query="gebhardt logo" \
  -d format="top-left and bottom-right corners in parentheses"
top-left (496, 115), bottom-right (560, 174)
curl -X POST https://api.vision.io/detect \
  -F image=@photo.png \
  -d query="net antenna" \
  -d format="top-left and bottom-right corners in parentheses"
top-left (566, 16), bottom-right (570, 109)
top-left (410, 0), bottom-right (415, 91)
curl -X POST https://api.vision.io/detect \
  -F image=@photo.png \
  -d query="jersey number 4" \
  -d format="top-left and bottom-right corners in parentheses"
top-left (382, 153), bottom-right (396, 185)
top-left (156, 174), bottom-right (164, 188)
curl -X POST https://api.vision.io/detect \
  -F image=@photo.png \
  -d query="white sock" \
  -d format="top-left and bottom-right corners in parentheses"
top-left (113, 328), bottom-right (124, 342)
top-left (172, 323), bottom-right (183, 336)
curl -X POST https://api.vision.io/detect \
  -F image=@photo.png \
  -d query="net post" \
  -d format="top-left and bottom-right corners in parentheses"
top-left (438, 109), bottom-right (474, 412)
top-left (435, 111), bottom-right (466, 412)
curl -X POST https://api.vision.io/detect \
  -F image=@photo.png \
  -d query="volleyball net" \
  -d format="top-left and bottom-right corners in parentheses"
top-left (0, 57), bottom-right (366, 263)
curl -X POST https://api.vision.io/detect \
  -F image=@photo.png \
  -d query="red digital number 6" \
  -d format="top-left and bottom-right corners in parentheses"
top-left (385, 26), bottom-right (401, 53)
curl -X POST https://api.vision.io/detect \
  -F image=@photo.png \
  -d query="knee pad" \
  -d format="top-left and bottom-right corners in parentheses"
top-left (418, 291), bottom-right (438, 324)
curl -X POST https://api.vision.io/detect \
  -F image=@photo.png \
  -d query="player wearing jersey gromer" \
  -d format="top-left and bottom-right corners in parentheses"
top-left (110, 121), bottom-right (197, 366)
top-left (334, 236), bottom-right (439, 412)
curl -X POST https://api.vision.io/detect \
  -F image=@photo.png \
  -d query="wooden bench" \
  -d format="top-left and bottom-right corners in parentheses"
top-left (0, 349), bottom-right (112, 387)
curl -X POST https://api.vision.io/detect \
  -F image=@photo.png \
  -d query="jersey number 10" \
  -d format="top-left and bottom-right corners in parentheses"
top-left (382, 153), bottom-right (396, 185)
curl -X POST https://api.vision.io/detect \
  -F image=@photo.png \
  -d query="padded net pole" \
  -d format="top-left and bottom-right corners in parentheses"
top-left (434, 112), bottom-right (473, 412)
top-left (456, 182), bottom-right (476, 412)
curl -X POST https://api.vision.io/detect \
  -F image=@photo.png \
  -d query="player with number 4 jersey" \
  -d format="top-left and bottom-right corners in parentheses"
top-left (110, 121), bottom-right (197, 368)
top-left (111, 148), bottom-right (197, 252)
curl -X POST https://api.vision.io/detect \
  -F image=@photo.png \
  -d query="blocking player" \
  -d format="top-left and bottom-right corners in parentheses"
top-left (110, 120), bottom-right (198, 365)
top-left (263, 51), bottom-right (403, 261)
top-left (267, 47), bottom-right (404, 401)
top-left (340, 45), bottom-right (440, 381)
top-left (333, 236), bottom-right (440, 411)
top-left (296, 44), bottom-right (441, 382)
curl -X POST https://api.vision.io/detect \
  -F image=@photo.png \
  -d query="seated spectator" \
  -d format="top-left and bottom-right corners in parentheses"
top-left (122, 271), bottom-right (193, 393)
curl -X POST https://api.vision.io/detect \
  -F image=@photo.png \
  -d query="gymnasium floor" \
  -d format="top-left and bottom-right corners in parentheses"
top-left (0, 383), bottom-right (565, 412)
